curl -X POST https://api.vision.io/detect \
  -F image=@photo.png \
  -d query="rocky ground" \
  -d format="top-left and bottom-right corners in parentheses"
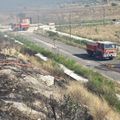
top-left (0, 53), bottom-right (59, 120)
top-left (0, 36), bottom-right (92, 120)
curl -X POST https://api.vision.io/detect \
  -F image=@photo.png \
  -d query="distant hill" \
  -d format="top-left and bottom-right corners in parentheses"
top-left (0, 0), bottom-right (119, 12)
top-left (0, 0), bottom-right (116, 11)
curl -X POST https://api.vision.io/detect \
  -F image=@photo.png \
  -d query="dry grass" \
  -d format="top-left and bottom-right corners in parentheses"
top-left (43, 5), bottom-right (120, 24)
top-left (1, 47), bottom-right (64, 77)
top-left (67, 82), bottom-right (120, 120)
top-left (1, 48), bottom-right (19, 56)
top-left (64, 24), bottom-right (120, 43)
top-left (19, 54), bottom-right (64, 76)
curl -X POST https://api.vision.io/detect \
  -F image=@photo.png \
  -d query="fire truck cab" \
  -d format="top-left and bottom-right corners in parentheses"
top-left (86, 41), bottom-right (117, 59)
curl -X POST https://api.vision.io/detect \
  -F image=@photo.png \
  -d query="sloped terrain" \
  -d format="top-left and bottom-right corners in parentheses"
top-left (0, 54), bottom-right (59, 120)
top-left (0, 35), bottom-right (120, 120)
top-left (0, 37), bottom-right (92, 120)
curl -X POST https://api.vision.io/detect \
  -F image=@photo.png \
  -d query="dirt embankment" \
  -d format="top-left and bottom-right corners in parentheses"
top-left (0, 36), bottom-right (120, 120)
top-left (0, 37), bottom-right (92, 120)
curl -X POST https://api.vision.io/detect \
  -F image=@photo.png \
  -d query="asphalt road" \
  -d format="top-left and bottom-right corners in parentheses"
top-left (21, 32), bottom-right (120, 81)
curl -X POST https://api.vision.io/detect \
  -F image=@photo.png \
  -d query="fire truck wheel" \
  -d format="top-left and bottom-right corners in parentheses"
top-left (87, 50), bottom-right (93, 57)
top-left (109, 57), bottom-right (113, 60)
top-left (95, 51), bottom-right (103, 59)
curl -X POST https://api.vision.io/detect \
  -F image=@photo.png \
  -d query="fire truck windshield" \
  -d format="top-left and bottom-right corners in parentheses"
top-left (104, 44), bottom-right (116, 49)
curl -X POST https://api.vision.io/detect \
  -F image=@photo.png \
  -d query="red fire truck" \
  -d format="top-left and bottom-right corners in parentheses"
top-left (86, 41), bottom-right (117, 59)
top-left (12, 18), bottom-right (30, 31)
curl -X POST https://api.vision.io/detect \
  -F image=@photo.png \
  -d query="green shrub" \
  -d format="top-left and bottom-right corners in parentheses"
top-left (111, 3), bottom-right (118, 6)
top-left (47, 31), bottom-right (58, 37)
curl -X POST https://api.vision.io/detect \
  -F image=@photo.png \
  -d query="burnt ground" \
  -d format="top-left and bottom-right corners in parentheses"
top-left (0, 53), bottom-right (56, 120)
top-left (0, 37), bottom-right (92, 120)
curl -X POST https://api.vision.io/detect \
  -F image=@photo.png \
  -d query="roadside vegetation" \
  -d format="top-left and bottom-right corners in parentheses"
top-left (57, 24), bottom-right (120, 43)
top-left (6, 33), bottom-right (120, 112)
top-left (67, 82), bottom-right (120, 120)
top-left (35, 30), bottom-right (87, 49)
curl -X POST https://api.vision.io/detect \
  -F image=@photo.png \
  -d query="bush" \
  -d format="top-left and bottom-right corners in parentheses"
top-left (67, 82), bottom-right (120, 120)
top-left (111, 3), bottom-right (118, 6)
top-left (47, 31), bottom-right (58, 37)
top-left (48, 95), bottom-right (93, 120)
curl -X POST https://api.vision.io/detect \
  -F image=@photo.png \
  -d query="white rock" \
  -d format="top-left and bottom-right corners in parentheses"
top-left (35, 53), bottom-right (48, 61)
top-left (40, 75), bottom-right (54, 86)
top-left (14, 40), bottom-right (24, 45)
top-left (60, 64), bottom-right (88, 82)
top-left (4, 34), bottom-right (8, 38)
top-left (24, 76), bottom-right (40, 85)
top-left (116, 94), bottom-right (120, 101)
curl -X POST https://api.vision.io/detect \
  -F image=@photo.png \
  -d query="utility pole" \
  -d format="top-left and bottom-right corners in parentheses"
top-left (107, 0), bottom-right (110, 5)
top-left (69, 0), bottom-right (72, 38)
top-left (37, 10), bottom-right (40, 28)
top-left (103, 6), bottom-right (106, 25)
top-left (69, 12), bottom-right (72, 38)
